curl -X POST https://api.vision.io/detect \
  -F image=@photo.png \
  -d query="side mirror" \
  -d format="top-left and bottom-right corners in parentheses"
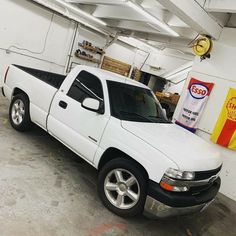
top-left (81, 97), bottom-right (104, 114)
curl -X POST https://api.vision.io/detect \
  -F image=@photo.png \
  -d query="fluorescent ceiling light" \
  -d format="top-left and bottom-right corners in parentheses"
top-left (119, 36), bottom-right (160, 52)
top-left (55, 0), bottom-right (107, 26)
top-left (127, 1), bottom-right (179, 37)
top-left (67, 0), bottom-right (127, 4)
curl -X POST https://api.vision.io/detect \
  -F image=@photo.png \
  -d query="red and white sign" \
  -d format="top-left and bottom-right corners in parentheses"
top-left (176, 78), bottom-right (214, 132)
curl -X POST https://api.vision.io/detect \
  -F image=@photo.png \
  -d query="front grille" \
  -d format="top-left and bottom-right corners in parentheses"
top-left (194, 165), bottom-right (222, 181)
top-left (190, 183), bottom-right (213, 194)
top-left (190, 177), bottom-right (220, 195)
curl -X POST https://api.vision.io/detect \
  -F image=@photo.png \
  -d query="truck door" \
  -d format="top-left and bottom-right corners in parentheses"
top-left (47, 70), bottom-right (109, 163)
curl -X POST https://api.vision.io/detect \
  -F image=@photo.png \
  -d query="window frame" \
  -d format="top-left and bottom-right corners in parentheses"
top-left (106, 80), bottom-right (167, 123)
top-left (67, 70), bottom-right (105, 105)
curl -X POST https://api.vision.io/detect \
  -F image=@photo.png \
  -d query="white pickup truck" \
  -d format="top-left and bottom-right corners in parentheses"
top-left (2, 64), bottom-right (222, 218)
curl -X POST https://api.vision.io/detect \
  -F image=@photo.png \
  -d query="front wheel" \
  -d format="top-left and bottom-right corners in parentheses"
top-left (98, 158), bottom-right (148, 217)
top-left (9, 94), bottom-right (32, 132)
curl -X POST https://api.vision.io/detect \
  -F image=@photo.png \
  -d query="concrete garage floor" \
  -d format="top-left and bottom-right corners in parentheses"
top-left (0, 95), bottom-right (236, 236)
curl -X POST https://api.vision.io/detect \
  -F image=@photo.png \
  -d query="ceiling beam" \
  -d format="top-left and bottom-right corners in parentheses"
top-left (66, 0), bottom-right (126, 5)
top-left (142, 0), bottom-right (165, 9)
top-left (92, 5), bottom-right (148, 22)
top-left (92, 4), bottom-right (179, 35)
top-left (32, 0), bottom-right (113, 35)
top-left (205, 0), bottom-right (236, 13)
top-left (132, 32), bottom-right (191, 46)
top-left (107, 20), bottom-right (161, 34)
top-left (156, 0), bottom-right (223, 39)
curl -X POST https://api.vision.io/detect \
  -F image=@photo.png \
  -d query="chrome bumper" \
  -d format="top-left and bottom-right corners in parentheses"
top-left (144, 195), bottom-right (214, 219)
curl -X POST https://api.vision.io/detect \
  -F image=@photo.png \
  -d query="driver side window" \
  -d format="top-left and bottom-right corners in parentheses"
top-left (67, 70), bottom-right (104, 103)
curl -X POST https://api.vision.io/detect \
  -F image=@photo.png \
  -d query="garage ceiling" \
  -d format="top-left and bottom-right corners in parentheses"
top-left (32, 0), bottom-right (236, 54)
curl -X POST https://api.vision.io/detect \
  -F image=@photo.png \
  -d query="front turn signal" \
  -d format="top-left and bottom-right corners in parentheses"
top-left (160, 181), bottom-right (174, 191)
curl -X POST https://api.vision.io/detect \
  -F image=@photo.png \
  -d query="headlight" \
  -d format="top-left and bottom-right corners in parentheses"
top-left (165, 168), bottom-right (195, 180)
top-left (160, 168), bottom-right (195, 192)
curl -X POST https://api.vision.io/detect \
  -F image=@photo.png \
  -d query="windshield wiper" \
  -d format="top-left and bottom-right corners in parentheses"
top-left (119, 111), bottom-right (154, 123)
top-left (148, 115), bottom-right (171, 123)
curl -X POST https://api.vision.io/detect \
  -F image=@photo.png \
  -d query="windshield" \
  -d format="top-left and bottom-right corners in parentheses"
top-left (107, 81), bottom-right (169, 123)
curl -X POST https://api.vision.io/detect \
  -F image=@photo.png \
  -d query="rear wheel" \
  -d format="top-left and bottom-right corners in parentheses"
top-left (98, 158), bottom-right (148, 217)
top-left (9, 94), bottom-right (32, 132)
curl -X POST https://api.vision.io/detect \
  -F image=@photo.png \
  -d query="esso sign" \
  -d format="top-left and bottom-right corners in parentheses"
top-left (189, 83), bottom-right (208, 99)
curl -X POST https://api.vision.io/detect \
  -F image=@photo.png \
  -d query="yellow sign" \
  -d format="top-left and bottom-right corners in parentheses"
top-left (211, 88), bottom-right (236, 150)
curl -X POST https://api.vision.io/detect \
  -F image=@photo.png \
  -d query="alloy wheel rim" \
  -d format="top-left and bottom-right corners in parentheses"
top-left (104, 168), bottom-right (140, 210)
top-left (11, 99), bottom-right (25, 125)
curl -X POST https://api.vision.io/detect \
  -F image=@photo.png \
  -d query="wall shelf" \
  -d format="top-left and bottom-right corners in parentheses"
top-left (78, 43), bottom-right (105, 55)
top-left (101, 56), bottom-right (131, 76)
top-left (74, 52), bottom-right (101, 64)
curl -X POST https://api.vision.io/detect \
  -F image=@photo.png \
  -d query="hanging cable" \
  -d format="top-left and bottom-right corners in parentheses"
top-left (187, 33), bottom-right (200, 48)
top-left (6, 13), bottom-right (54, 55)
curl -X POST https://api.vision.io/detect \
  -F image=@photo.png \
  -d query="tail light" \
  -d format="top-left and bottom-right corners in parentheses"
top-left (4, 66), bottom-right (10, 83)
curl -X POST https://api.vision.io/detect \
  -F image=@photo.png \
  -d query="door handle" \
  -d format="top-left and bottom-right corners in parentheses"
top-left (59, 100), bottom-right (68, 109)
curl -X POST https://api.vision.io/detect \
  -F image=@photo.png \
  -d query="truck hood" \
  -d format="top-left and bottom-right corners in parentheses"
top-left (121, 121), bottom-right (222, 171)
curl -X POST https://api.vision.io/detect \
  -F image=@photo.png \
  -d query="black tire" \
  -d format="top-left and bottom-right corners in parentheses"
top-left (98, 158), bottom-right (148, 218)
top-left (9, 93), bottom-right (32, 132)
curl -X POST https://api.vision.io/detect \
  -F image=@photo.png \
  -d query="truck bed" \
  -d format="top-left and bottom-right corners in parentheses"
top-left (14, 65), bottom-right (66, 89)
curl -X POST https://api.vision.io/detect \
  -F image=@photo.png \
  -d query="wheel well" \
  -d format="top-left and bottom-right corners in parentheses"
top-left (98, 147), bottom-right (149, 179)
top-left (12, 88), bottom-right (29, 100)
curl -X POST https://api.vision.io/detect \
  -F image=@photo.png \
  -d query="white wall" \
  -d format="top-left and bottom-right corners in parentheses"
top-left (70, 30), bottom-right (147, 71)
top-left (164, 62), bottom-right (193, 94)
top-left (0, 0), bottom-right (193, 86)
top-left (106, 41), bottom-right (137, 65)
top-left (142, 49), bottom-right (193, 77)
top-left (70, 27), bottom-right (193, 78)
top-left (165, 72), bottom-right (188, 95)
top-left (173, 28), bottom-right (236, 201)
top-left (0, 0), bottom-right (146, 82)
top-left (117, 37), bottom-right (194, 77)
top-left (0, 0), bottom-right (76, 86)
top-left (68, 25), bottom-right (106, 70)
